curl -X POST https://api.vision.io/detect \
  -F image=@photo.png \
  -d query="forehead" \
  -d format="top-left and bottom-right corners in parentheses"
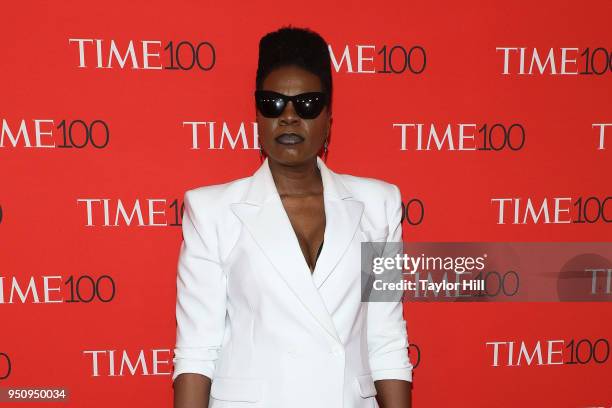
top-left (262, 65), bottom-right (322, 95)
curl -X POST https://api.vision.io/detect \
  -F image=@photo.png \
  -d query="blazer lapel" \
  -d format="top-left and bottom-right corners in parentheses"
top-left (230, 156), bottom-right (364, 343)
top-left (311, 158), bottom-right (363, 289)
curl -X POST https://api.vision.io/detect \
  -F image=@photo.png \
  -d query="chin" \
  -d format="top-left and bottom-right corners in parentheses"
top-left (270, 149), bottom-right (312, 164)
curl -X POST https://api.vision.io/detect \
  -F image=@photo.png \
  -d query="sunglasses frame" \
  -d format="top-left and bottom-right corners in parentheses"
top-left (254, 90), bottom-right (329, 119)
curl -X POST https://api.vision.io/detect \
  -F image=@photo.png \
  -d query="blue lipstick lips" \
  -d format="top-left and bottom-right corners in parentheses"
top-left (275, 133), bottom-right (305, 145)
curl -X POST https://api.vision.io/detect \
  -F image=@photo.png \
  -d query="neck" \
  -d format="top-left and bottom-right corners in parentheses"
top-left (268, 157), bottom-right (322, 196)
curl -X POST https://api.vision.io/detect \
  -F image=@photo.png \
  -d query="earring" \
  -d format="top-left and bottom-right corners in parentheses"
top-left (323, 139), bottom-right (329, 162)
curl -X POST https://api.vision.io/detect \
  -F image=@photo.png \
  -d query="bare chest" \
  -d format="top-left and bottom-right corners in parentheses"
top-left (280, 195), bottom-right (326, 273)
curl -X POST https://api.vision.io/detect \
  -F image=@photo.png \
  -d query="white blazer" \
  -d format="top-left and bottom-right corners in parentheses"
top-left (172, 156), bottom-right (413, 408)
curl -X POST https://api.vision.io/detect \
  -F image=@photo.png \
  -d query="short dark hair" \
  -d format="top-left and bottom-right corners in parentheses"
top-left (256, 25), bottom-right (333, 113)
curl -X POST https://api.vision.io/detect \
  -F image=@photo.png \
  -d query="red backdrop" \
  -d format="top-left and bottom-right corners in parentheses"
top-left (1, 1), bottom-right (611, 406)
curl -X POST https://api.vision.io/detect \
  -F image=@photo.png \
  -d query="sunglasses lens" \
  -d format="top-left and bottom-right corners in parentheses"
top-left (255, 91), bottom-right (328, 119)
top-left (294, 93), bottom-right (327, 119)
top-left (256, 92), bottom-right (285, 117)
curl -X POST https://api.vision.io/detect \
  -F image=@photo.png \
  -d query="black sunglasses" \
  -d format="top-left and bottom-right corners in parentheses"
top-left (255, 90), bottom-right (328, 119)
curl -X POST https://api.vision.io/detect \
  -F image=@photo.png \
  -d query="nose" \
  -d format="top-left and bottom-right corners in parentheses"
top-left (279, 100), bottom-right (300, 125)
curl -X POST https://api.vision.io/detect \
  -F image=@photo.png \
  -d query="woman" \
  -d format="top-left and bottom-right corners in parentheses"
top-left (173, 26), bottom-right (413, 408)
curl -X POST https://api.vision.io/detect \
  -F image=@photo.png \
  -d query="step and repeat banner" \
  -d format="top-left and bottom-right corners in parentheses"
top-left (1, 1), bottom-right (611, 407)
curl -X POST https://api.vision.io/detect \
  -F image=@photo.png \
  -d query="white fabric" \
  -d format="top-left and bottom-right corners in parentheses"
top-left (173, 156), bottom-right (413, 408)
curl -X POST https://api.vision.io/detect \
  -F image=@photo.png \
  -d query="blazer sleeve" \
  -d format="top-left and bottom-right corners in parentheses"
top-left (172, 190), bottom-right (227, 382)
top-left (366, 183), bottom-right (414, 382)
